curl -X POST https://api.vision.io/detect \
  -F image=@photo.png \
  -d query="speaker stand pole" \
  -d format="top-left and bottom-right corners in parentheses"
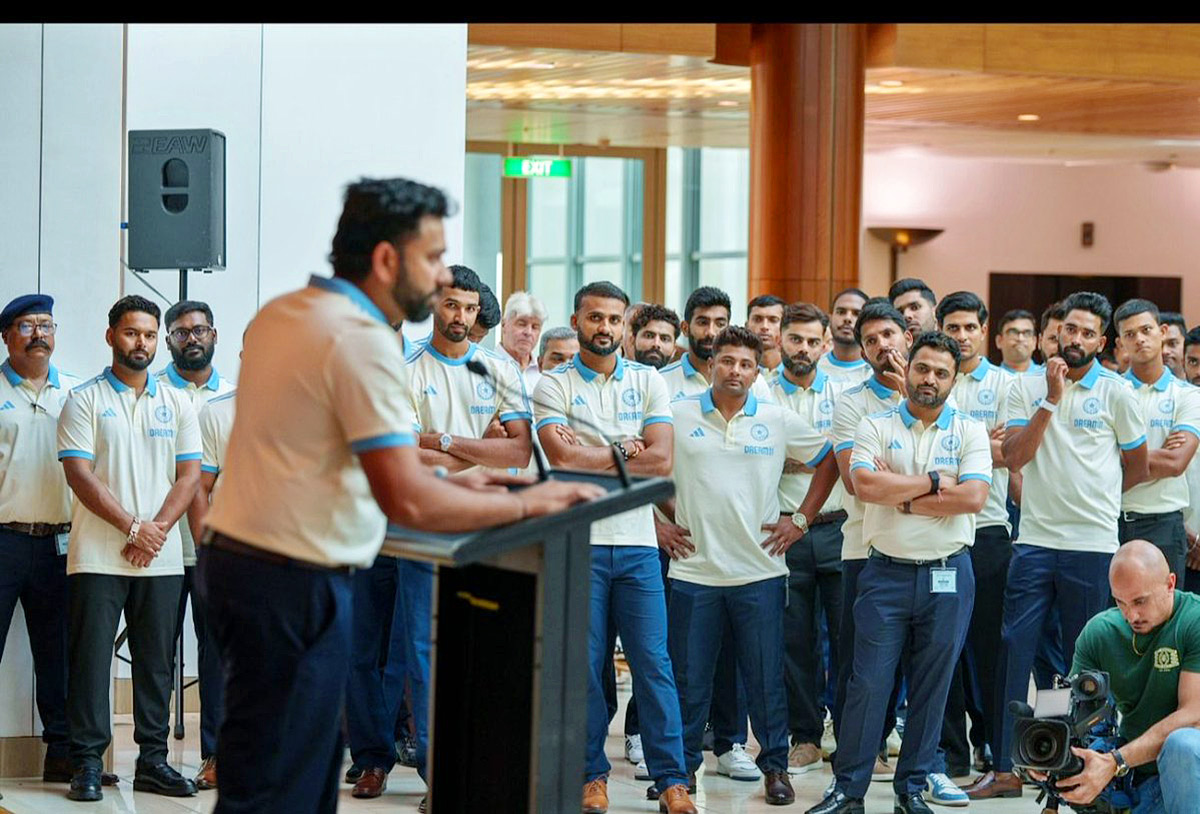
top-left (179, 269), bottom-right (188, 301)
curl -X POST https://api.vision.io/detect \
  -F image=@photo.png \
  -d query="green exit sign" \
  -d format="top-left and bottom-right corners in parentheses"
top-left (503, 157), bottom-right (572, 178)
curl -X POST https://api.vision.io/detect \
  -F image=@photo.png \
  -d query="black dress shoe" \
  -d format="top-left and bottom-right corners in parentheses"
top-left (804, 790), bottom-right (864, 814)
top-left (764, 770), bottom-right (795, 806)
top-left (132, 761), bottom-right (197, 797)
top-left (67, 767), bottom-right (103, 802)
top-left (396, 734), bottom-right (419, 768)
top-left (345, 764), bottom-right (365, 784)
top-left (43, 756), bottom-right (119, 786)
top-left (894, 792), bottom-right (934, 814)
top-left (646, 773), bottom-right (697, 800)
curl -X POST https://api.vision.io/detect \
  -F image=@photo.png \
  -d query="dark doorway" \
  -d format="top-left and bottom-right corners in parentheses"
top-left (986, 272), bottom-right (1181, 366)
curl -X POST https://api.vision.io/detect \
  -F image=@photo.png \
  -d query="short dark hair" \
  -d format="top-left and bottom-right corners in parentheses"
top-left (164, 300), bottom-right (213, 330)
top-left (782, 303), bottom-right (829, 331)
top-left (832, 287), bottom-right (868, 308)
top-left (574, 281), bottom-right (629, 313)
top-left (1161, 311), bottom-right (1187, 333)
top-left (684, 286), bottom-right (731, 322)
top-left (935, 291), bottom-right (988, 327)
top-left (997, 308), bottom-right (1036, 333)
top-left (888, 277), bottom-right (935, 306)
top-left (910, 330), bottom-right (963, 372)
top-left (711, 325), bottom-right (762, 362)
top-left (747, 294), bottom-right (786, 316)
top-left (329, 177), bottom-right (455, 282)
top-left (1113, 298), bottom-right (1160, 331)
top-left (476, 283), bottom-right (501, 330)
top-left (447, 264), bottom-right (482, 295)
top-left (1061, 291), bottom-right (1113, 333)
top-left (631, 304), bottom-right (681, 339)
top-left (108, 295), bottom-right (160, 329)
top-left (1040, 301), bottom-right (1067, 332)
top-left (854, 300), bottom-right (907, 346)
top-left (1184, 325), bottom-right (1200, 350)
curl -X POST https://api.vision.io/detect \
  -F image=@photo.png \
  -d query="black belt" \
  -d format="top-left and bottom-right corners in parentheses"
top-left (869, 545), bottom-right (967, 567)
top-left (0, 521), bottom-right (70, 537)
top-left (780, 510), bottom-right (848, 527)
top-left (1121, 509), bottom-right (1182, 523)
top-left (203, 531), bottom-right (355, 575)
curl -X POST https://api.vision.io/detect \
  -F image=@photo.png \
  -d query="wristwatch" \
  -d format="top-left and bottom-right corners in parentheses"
top-left (1111, 748), bottom-right (1130, 778)
top-left (789, 512), bottom-right (810, 536)
top-left (127, 518), bottom-right (141, 545)
top-left (927, 470), bottom-right (941, 495)
top-left (438, 433), bottom-right (453, 452)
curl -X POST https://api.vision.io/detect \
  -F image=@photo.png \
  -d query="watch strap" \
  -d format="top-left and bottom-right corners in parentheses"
top-left (1040, 399), bottom-right (1059, 414)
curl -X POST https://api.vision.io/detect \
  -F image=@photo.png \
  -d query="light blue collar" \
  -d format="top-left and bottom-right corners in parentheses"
top-left (104, 367), bottom-right (157, 396)
top-left (1, 360), bottom-right (61, 388)
top-left (700, 388), bottom-right (758, 416)
top-left (825, 353), bottom-right (866, 369)
top-left (1001, 361), bottom-right (1042, 375)
top-left (308, 275), bottom-right (388, 325)
top-left (966, 356), bottom-right (991, 382)
top-left (165, 363), bottom-right (221, 391)
top-left (1125, 367), bottom-right (1173, 392)
top-left (899, 399), bottom-right (953, 430)
top-left (1078, 359), bottom-right (1102, 390)
top-left (866, 375), bottom-right (899, 400)
top-left (681, 352), bottom-right (705, 379)
top-left (776, 364), bottom-right (827, 395)
top-left (573, 352), bottom-right (624, 383)
top-left (424, 341), bottom-right (478, 367)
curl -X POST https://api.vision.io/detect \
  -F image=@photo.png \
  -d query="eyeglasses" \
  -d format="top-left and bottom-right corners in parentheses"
top-left (1004, 329), bottom-right (1035, 339)
top-left (169, 326), bottom-right (214, 343)
top-left (12, 321), bottom-right (56, 336)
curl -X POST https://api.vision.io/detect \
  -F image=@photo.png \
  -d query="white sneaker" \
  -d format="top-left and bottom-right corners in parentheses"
top-left (821, 716), bottom-right (836, 760)
top-left (634, 758), bottom-right (651, 781)
top-left (886, 727), bottom-right (902, 757)
top-left (927, 772), bottom-right (969, 807)
top-left (716, 743), bottom-right (762, 781)
top-left (625, 734), bottom-right (644, 764)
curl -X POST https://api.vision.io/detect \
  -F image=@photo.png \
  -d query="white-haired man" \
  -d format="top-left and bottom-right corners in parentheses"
top-left (501, 291), bottom-right (548, 393)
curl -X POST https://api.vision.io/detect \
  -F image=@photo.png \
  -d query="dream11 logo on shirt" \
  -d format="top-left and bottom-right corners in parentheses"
top-left (471, 379), bottom-right (497, 416)
top-left (149, 405), bottom-right (175, 439)
top-left (934, 433), bottom-right (961, 467)
top-left (1075, 397), bottom-right (1103, 430)
top-left (744, 423), bottom-right (774, 456)
top-left (618, 388), bottom-right (643, 423)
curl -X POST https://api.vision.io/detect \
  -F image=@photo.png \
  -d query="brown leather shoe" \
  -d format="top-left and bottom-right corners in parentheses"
top-left (764, 770), bottom-right (795, 805)
top-left (658, 783), bottom-right (698, 814)
top-left (194, 756), bottom-right (217, 790)
top-left (582, 778), bottom-right (608, 813)
top-left (963, 770), bottom-right (1023, 799)
top-left (351, 767), bottom-right (388, 799)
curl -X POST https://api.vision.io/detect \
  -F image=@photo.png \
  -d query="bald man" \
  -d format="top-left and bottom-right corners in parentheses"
top-left (1037, 541), bottom-right (1200, 813)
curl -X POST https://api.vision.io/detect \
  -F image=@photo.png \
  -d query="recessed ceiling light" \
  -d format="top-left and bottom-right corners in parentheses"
top-left (717, 100), bottom-right (738, 107)
top-left (1017, 113), bottom-right (1040, 122)
top-left (879, 79), bottom-right (904, 88)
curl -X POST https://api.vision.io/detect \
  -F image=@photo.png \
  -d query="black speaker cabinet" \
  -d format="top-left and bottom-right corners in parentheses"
top-left (127, 129), bottom-right (226, 271)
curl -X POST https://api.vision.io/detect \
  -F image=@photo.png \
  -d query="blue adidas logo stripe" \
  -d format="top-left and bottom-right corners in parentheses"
top-left (100, 408), bottom-right (117, 418)
top-left (424, 385), bottom-right (437, 396)
top-left (887, 439), bottom-right (902, 449)
top-left (690, 427), bottom-right (705, 438)
top-left (0, 401), bottom-right (14, 411)
top-left (573, 395), bottom-right (587, 406)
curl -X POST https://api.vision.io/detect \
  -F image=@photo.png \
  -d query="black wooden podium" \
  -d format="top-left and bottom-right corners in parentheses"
top-left (381, 471), bottom-right (673, 814)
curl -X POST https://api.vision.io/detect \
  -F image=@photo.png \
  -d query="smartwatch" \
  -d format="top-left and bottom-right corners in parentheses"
top-left (438, 433), bottom-right (453, 452)
top-left (927, 470), bottom-right (941, 495)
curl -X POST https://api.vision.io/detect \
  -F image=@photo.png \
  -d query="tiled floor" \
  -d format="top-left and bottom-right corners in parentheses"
top-left (0, 701), bottom-right (1041, 813)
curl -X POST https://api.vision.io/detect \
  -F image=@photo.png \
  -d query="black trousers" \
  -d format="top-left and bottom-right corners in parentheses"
top-left (784, 518), bottom-right (844, 745)
top-left (0, 528), bottom-right (69, 758)
top-left (176, 558), bottom-right (225, 759)
top-left (68, 572), bottom-right (183, 769)
top-left (1119, 510), bottom-right (1187, 578)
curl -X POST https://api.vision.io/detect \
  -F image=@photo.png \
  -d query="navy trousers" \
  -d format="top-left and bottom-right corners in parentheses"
top-left (0, 529), bottom-right (69, 758)
top-left (179, 555), bottom-right (224, 759)
top-left (835, 558), bottom-right (900, 755)
top-left (201, 545), bottom-right (354, 814)
top-left (835, 551), bottom-right (974, 798)
top-left (345, 555), bottom-right (405, 772)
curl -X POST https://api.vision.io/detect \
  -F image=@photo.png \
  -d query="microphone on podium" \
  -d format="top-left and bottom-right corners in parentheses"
top-left (465, 357), bottom-right (633, 489)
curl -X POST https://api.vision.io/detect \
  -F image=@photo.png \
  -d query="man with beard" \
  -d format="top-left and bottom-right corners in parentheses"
top-left (809, 331), bottom-right (991, 814)
top-left (534, 281), bottom-right (697, 814)
top-left (889, 279), bottom-right (938, 337)
top-left (994, 309), bottom-right (1041, 376)
top-left (622, 302), bottom-right (649, 360)
top-left (0, 295), bottom-right (95, 789)
top-left (1162, 312), bottom-right (1187, 380)
top-left (153, 300), bottom-right (234, 791)
top-left (201, 179), bottom-right (600, 814)
top-left (667, 326), bottom-right (838, 807)
top-left (631, 305), bottom-right (681, 370)
top-left (767, 304), bottom-right (852, 777)
top-left (1183, 327), bottom-right (1200, 594)
top-left (467, 280), bottom-right (501, 345)
top-left (662, 287), bottom-right (772, 404)
top-left (1112, 299), bottom-right (1200, 578)
top-left (971, 291), bottom-right (1149, 801)
top-left (747, 295), bottom-right (787, 372)
top-left (817, 289), bottom-right (871, 385)
top-left (56, 295), bottom-right (202, 802)
top-left (1036, 301), bottom-right (1067, 366)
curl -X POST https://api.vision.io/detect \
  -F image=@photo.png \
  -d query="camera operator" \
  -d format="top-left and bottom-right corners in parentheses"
top-left (1033, 540), bottom-right (1200, 813)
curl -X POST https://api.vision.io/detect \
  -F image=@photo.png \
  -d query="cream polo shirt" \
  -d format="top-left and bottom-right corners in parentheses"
top-left (831, 376), bottom-right (904, 560)
top-left (199, 390), bottom-right (236, 479)
top-left (204, 275), bottom-right (418, 568)
top-left (767, 366), bottom-right (848, 515)
top-left (817, 352), bottom-right (873, 386)
top-left (156, 363), bottom-right (234, 565)
top-left (57, 369), bottom-right (201, 577)
top-left (669, 390), bottom-right (832, 587)
top-left (0, 362), bottom-right (82, 524)
top-left (1120, 368), bottom-right (1200, 515)
top-left (1185, 447), bottom-right (1200, 534)
top-left (533, 353), bottom-right (672, 547)
top-left (1005, 360), bottom-right (1146, 553)
top-left (850, 402), bottom-right (992, 560)
top-left (951, 357), bottom-right (1013, 531)
top-left (659, 352), bottom-right (773, 404)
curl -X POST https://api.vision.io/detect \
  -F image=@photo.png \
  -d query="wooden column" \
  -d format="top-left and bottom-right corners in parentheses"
top-left (745, 24), bottom-right (865, 307)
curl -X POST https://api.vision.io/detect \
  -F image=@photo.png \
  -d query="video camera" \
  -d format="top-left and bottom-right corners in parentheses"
top-left (1010, 671), bottom-right (1137, 813)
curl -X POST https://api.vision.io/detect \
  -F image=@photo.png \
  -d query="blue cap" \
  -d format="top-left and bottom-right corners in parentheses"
top-left (0, 294), bottom-right (54, 333)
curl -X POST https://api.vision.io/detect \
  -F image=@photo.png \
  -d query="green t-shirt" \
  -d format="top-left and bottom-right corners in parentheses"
top-left (1071, 590), bottom-right (1200, 774)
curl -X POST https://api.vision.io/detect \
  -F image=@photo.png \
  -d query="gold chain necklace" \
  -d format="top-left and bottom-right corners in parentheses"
top-left (1132, 631), bottom-right (1146, 656)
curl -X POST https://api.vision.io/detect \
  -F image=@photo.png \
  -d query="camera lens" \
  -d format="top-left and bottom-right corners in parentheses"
top-left (1018, 722), bottom-right (1066, 768)
top-left (1029, 732), bottom-right (1057, 761)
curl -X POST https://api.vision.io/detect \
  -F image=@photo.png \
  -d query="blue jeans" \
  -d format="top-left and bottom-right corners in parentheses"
top-left (586, 546), bottom-right (687, 788)
top-left (993, 544), bottom-right (1111, 773)
top-left (1132, 727), bottom-right (1200, 813)
top-left (345, 556), bottom-right (406, 772)
top-left (669, 576), bottom-right (789, 775)
top-left (397, 558), bottom-right (433, 781)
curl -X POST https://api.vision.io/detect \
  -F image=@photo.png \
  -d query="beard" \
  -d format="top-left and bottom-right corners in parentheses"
top-left (1061, 345), bottom-right (1097, 369)
top-left (909, 383), bottom-right (949, 408)
top-left (579, 332), bottom-right (619, 357)
top-left (116, 347), bottom-right (154, 372)
top-left (436, 317), bottom-right (469, 343)
top-left (392, 260), bottom-right (439, 323)
top-left (634, 347), bottom-right (668, 368)
top-left (781, 352), bottom-right (816, 377)
top-left (171, 342), bottom-right (214, 371)
top-left (689, 334), bottom-right (715, 360)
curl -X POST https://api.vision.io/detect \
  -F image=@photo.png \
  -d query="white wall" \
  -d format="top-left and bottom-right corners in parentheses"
top-left (0, 21), bottom-right (467, 739)
top-left (860, 154), bottom-right (1200, 320)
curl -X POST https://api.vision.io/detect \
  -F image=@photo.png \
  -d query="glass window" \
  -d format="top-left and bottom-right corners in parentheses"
top-left (699, 148), bottom-right (749, 254)
top-left (528, 173), bottom-right (570, 260)
top-left (699, 257), bottom-right (749, 321)
top-left (462, 153), bottom-right (502, 296)
top-left (527, 263), bottom-right (571, 331)
top-left (581, 157), bottom-right (625, 257)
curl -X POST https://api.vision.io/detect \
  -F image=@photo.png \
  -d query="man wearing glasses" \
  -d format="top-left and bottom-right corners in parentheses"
top-left (155, 301), bottom-right (234, 791)
top-left (0, 295), bottom-right (97, 788)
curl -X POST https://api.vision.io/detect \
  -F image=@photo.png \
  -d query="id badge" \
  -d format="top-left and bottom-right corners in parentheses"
top-left (930, 567), bottom-right (957, 594)
top-left (55, 532), bottom-right (69, 557)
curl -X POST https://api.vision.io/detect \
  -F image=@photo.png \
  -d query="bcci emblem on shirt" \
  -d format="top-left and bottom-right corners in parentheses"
top-left (1154, 647), bottom-right (1181, 671)
top-left (476, 380), bottom-right (495, 401)
top-left (977, 388), bottom-right (996, 406)
top-left (150, 404), bottom-right (175, 438)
